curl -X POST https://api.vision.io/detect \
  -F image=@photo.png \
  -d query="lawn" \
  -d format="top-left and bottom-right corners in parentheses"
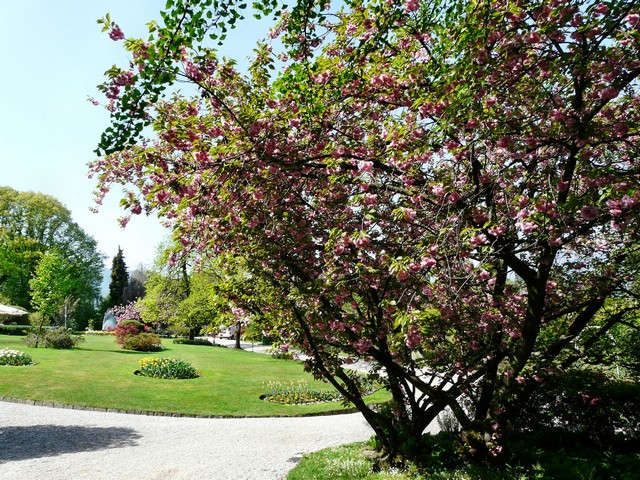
top-left (287, 438), bottom-right (640, 479)
top-left (0, 334), bottom-right (387, 417)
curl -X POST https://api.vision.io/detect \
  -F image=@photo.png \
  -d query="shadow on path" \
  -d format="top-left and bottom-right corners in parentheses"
top-left (0, 424), bottom-right (141, 462)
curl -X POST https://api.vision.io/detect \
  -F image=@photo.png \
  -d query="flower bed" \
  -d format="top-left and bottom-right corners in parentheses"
top-left (0, 349), bottom-right (33, 366)
top-left (261, 380), bottom-right (343, 405)
top-left (136, 357), bottom-right (199, 379)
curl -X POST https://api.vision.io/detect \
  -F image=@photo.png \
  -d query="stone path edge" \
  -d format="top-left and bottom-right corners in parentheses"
top-left (0, 396), bottom-right (359, 419)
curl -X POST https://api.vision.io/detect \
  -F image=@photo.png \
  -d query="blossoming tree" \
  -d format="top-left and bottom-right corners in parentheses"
top-left (91, 0), bottom-right (640, 462)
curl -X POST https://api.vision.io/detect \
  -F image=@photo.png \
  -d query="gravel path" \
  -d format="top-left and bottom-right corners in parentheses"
top-left (0, 400), bottom-right (374, 479)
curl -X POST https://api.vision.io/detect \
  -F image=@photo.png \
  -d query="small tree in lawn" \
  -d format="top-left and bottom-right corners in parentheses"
top-left (91, 0), bottom-right (640, 464)
top-left (29, 250), bottom-right (74, 346)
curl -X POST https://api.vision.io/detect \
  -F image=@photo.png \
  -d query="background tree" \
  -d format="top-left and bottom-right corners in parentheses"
top-left (0, 234), bottom-right (44, 309)
top-left (92, 0), bottom-right (640, 464)
top-left (29, 250), bottom-right (74, 344)
top-left (123, 264), bottom-right (148, 304)
top-left (0, 187), bottom-right (104, 327)
top-left (138, 269), bottom-right (188, 334)
top-left (176, 270), bottom-right (219, 340)
top-left (107, 246), bottom-right (128, 308)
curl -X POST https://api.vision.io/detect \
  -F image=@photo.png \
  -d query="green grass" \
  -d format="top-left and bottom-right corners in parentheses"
top-left (0, 334), bottom-right (388, 417)
top-left (287, 438), bottom-right (640, 480)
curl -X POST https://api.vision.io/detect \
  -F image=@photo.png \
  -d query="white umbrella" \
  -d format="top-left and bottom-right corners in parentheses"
top-left (0, 304), bottom-right (28, 316)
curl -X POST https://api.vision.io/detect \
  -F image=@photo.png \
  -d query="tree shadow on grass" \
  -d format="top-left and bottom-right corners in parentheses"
top-left (0, 424), bottom-right (141, 462)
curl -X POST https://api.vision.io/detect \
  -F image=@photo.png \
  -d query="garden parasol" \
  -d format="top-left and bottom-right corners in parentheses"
top-left (0, 304), bottom-right (28, 316)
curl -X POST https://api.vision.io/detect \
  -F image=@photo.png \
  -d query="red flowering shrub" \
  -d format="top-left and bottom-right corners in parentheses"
top-left (113, 320), bottom-right (144, 347)
top-left (113, 320), bottom-right (158, 350)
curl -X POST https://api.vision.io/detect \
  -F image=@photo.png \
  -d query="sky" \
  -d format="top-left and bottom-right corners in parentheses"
top-left (0, 1), bottom-right (270, 270)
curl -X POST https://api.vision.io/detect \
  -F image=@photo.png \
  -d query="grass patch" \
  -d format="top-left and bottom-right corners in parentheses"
top-left (288, 436), bottom-right (640, 479)
top-left (0, 334), bottom-right (387, 416)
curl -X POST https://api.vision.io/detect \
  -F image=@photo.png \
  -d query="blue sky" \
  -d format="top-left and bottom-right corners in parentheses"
top-left (0, 1), bottom-right (269, 269)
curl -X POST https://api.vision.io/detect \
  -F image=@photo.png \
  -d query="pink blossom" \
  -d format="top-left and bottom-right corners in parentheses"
top-left (622, 194), bottom-right (636, 209)
top-left (354, 235), bottom-right (370, 248)
top-left (431, 184), bottom-right (445, 196)
top-left (114, 71), bottom-right (134, 86)
top-left (358, 160), bottom-right (373, 172)
top-left (625, 13), bottom-right (640, 25)
top-left (580, 205), bottom-right (600, 221)
top-left (599, 87), bottom-right (619, 100)
top-left (470, 234), bottom-right (488, 248)
top-left (405, 325), bottom-right (422, 349)
top-left (420, 256), bottom-right (436, 268)
top-left (155, 191), bottom-right (171, 204)
top-left (516, 221), bottom-right (537, 233)
top-left (488, 225), bottom-right (506, 237)
top-left (363, 193), bottom-right (378, 205)
top-left (109, 24), bottom-right (125, 41)
top-left (405, 0), bottom-right (419, 13)
top-left (594, 3), bottom-right (609, 15)
top-left (353, 338), bottom-right (372, 354)
top-left (478, 269), bottom-right (490, 280)
top-left (606, 199), bottom-right (623, 216)
top-left (448, 191), bottom-right (462, 205)
top-left (105, 85), bottom-right (120, 100)
top-left (396, 269), bottom-right (410, 281)
top-left (402, 207), bottom-right (416, 221)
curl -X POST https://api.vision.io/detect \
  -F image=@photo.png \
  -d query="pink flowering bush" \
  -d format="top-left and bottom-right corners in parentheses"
top-left (112, 302), bottom-right (142, 323)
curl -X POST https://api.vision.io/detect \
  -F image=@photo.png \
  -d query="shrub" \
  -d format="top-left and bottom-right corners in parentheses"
top-left (0, 325), bottom-right (33, 336)
top-left (136, 357), bottom-right (198, 379)
top-left (22, 328), bottom-right (85, 349)
top-left (113, 320), bottom-right (144, 345)
top-left (0, 349), bottom-right (33, 366)
top-left (515, 369), bottom-right (640, 446)
top-left (172, 338), bottom-right (214, 346)
top-left (43, 328), bottom-right (86, 349)
top-left (123, 333), bottom-right (163, 352)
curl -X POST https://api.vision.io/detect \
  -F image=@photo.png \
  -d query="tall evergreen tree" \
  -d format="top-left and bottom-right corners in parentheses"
top-left (108, 247), bottom-right (128, 308)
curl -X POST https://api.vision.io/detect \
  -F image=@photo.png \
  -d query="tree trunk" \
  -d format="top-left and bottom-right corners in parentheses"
top-left (34, 315), bottom-right (47, 348)
top-left (234, 322), bottom-right (241, 349)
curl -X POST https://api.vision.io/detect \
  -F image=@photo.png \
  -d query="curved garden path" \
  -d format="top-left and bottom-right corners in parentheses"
top-left (0, 400), bottom-right (373, 479)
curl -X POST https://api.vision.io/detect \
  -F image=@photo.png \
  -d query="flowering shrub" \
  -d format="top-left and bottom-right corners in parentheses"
top-left (262, 380), bottom-right (342, 405)
top-left (0, 349), bottom-right (33, 366)
top-left (113, 320), bottom-right (158, 350)
top-left (123, 332), bottom-right (163, 351)
top-left (137, 357), bottom-right (198, 379)
top-left (112, 302), bottom-right (142, 322)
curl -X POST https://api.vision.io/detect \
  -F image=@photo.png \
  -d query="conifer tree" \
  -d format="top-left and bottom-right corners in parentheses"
top-left (107, 247), bottom-right (128, 308)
